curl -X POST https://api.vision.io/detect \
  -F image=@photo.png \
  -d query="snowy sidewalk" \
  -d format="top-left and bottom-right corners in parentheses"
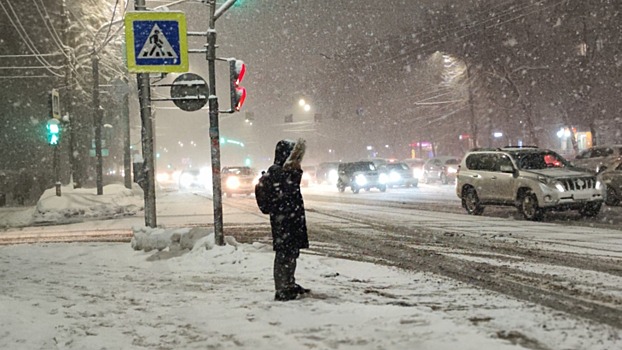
top-left (1, 236), bottom-right (619, 350)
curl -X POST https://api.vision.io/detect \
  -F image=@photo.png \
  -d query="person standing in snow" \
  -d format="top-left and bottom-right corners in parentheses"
top-left (268, 138), bottom-right (310, 301)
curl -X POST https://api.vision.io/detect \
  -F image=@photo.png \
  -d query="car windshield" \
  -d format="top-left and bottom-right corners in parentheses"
top-left (224, 167), bottom-right (254, 176)
top-left (387, 163), bottom-right (409, 171)
top-left (513, 151), bottom-right (568, 170)
top-left (444, 159), bottom-right (460, 165)
top-left (352, 163), bottom-right (376, 172)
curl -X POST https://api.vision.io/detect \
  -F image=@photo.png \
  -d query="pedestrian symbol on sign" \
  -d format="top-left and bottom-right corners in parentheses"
top-left (140, 24), bottom-right (178, 58)
top-left (125, 11), bottom-right (188, 73)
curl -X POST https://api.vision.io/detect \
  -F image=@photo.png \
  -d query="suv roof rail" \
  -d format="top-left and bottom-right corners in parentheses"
top-left (502, 145), bottom-right (539, 149)
top-left (468, 147), bottom-right (500, 152)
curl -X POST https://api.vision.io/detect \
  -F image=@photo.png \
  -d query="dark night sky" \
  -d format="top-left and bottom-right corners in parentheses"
top-left (148, 0), bottom-right (440, 169)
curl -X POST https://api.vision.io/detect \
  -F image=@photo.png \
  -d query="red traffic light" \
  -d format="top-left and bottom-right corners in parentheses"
top-left (229, 59), bottom-right (247, 112)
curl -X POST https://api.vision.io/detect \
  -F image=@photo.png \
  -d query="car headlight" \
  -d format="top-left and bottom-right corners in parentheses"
top-left (554, 182), bottom-right (566, 192)
top-left (389, 171), bottom-right (401, 182)
top-left (355, 174), bottom-right (367, 186)
top-left (596, 180), bottom-right (603, 190)
top-left (328, 170), bottom-right (338, 184)
top-left (302, 173), bottom-right (311, 181)
top-left (538, 176), bottom-right (552, 185)
top-left (179, 173), bottom-right (194, 188)
top-left (156, 172), bottom-right (170, 183)
top-left (379, 173), bottom-right (388, 184)
top-left (413, 169), bottom-right (423, 178)
top-left (447, 167), bottom-right (458, 174)
top-left (226, 176), bottom-right (241, 190)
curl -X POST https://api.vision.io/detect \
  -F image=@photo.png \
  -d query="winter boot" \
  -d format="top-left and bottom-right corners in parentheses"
top-left (275, 289), bottom-right (298, 301)
top-left (294, 284), bottom-right (310, 294)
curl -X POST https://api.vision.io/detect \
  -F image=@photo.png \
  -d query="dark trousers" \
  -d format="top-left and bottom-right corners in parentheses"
top-left (274, 249), bottom-right (299, 292)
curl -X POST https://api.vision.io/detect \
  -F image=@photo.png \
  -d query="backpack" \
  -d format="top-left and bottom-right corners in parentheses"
top-left (255, 170), bottom-right (278, 214)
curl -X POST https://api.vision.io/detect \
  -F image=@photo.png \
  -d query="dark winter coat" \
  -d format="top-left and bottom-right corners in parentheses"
top-left (268, 139), bottom-right (309, 252)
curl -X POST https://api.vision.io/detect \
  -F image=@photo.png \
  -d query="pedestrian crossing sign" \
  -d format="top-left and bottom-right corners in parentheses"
top-left (125, 11), bottom-right (188, 73)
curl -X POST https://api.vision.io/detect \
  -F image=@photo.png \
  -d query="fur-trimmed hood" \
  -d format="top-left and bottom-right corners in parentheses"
top-left (273, 138), bottom-right (306, 169)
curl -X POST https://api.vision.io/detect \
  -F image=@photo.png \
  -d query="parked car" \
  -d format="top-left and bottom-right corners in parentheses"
top-left (598, 158), bottom-right (622, 206)
top-left (379, 162), bottom-right (418, 188)
top-left (572, 144), bottom-right (622, 173)
top-left (221, 166), bottom-right (258, 197)
top-left (402, 158), bottom-right (426, 180)
top-left (317, 162), bottom-right (341, 185)
top-left (422, 156), bottom-right (460, 184)
top-left (456, 146), bottom-right (604, 220)
top-left (337, 161), bottom-right (387, 193)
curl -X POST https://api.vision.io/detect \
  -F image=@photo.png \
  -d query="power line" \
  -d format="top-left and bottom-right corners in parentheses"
top-left (0, 74), bottom-right (59, 79)
top-left (0, 65), bottom-right (65, 69)
top-left (0, 52), bottom-right (63, 58)
top-left (33, 0), bottom-right (69, 58)
top-left (0, 0), bottom-right (63, 77)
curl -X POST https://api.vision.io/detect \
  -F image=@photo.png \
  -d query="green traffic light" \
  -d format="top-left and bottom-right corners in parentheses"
top-left (46, 119), bottom-right (61, 145)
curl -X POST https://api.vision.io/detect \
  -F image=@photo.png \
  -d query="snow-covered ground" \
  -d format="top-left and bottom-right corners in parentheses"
top-left (0, 185), bottom-right (620, 349)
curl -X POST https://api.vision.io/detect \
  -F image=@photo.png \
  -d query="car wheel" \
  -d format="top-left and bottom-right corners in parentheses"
top-left (519, 191), bottom-right (543, 221)
top-left (462, 187), bottom-right (484, 215)
top-left (605, 185), bottom-right (620, 206)
top-left (440, 173), bottom-right (448, 185)
top-left (337, 184), bottom-right (345, 193)
top-left (579, 202), bottom-right (602, 217)
top-left (351, 185), bottom-right (360, 194)
top-left (379, 185), bottom-right (387, 192)
top-left (423, 174), bottom-right (430, 184)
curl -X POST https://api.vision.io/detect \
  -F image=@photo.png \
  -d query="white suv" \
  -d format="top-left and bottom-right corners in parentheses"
top-left (456, 147), bottom-right (605, 220)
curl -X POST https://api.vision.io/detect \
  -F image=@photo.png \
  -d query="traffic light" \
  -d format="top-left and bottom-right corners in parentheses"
top-left (46, 118), bottom-right (61, 145)
top-left (229, 59), bottom-right (246, 112)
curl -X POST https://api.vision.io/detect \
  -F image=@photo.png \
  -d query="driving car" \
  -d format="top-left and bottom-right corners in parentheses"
top-left (156, 168), bottom-right (181, 191)
top-left (221, 166), bottom-right (258, 197)
top-left (456, 146), bottom-right (604, 220)
top-left (402, 158), bottom-right (426, 180)
top-left (178, 167), bottom-right (211, 190)
top-left (422, 156), bottom-right (460, 184)
top-left (572, 144), bottom-right (622, 173)
top-left (317, 162), bottom-right (340, 185)
top-left (379, 162), bottom-right (418, 188)
top-left (301, 165), bottom-right (317, 187)
top-left (598, 158), bottom-right (622, 206)
top-left (337, 161), bottom-right (387, 193)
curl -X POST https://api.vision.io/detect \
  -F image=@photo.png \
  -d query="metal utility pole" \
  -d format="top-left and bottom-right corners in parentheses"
top-left (123, 82), bottom-right (132, 190)
top-left (61, 0), bottom-right (75, 188)
top-left (135, 0), bottom-right (157, 228)
top-left (92, 52), bottom-right (104, 195)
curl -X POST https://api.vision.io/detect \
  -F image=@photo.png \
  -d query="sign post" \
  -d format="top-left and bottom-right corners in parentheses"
top-left (125, 8), bottom-right (189, 227)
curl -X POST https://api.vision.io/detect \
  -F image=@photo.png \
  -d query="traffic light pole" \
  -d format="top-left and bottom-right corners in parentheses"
top-left (207, 0), bottom-right (224, 246)
top-left (54, 145), bottom-right (61, 196)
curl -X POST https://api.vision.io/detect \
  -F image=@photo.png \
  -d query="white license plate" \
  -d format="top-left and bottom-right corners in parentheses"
top-left (573, 192), bottom-right (591, 201)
